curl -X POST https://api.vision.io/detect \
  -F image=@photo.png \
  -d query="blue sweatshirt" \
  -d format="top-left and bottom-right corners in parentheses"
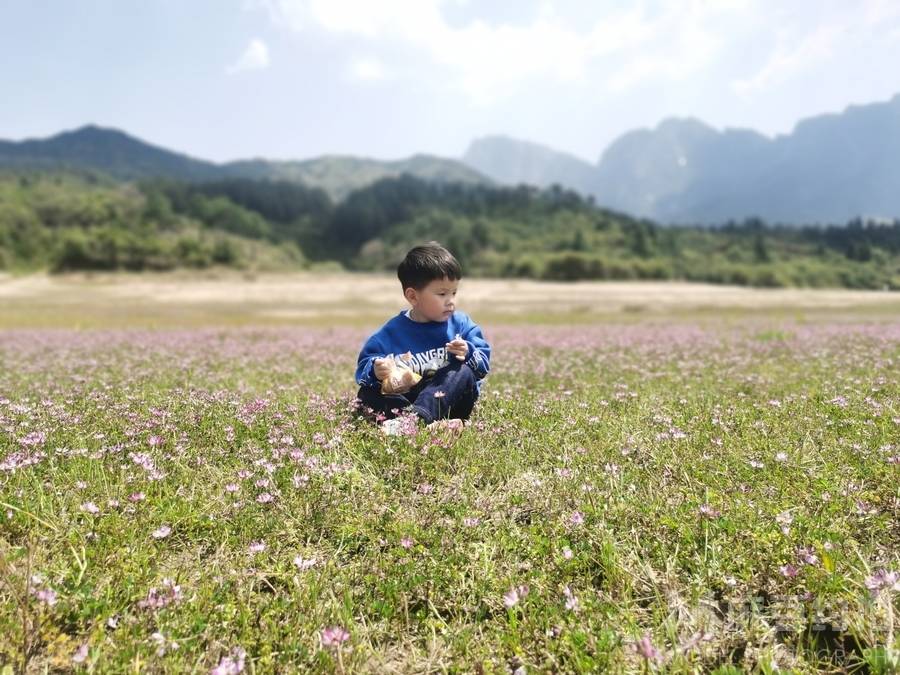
top-left (355, 310), bottom-right (491, 391)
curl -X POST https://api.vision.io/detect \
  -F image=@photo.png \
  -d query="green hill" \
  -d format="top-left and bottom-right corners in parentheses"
top-left (223, 154), bottom-right (489, 202)
top-left (0, 126), bottom-right (222, 181)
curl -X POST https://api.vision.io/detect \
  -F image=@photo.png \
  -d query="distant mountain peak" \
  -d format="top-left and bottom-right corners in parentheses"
top-left (463, 135), bottom-right (596, 194)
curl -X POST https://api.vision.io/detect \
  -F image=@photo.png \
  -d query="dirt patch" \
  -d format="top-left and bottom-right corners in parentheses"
top-left (2, 272), bottom-right (899, 328)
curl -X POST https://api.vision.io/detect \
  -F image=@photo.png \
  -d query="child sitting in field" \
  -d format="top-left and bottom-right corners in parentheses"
top-left (355, 242), bottom-right (491, 433)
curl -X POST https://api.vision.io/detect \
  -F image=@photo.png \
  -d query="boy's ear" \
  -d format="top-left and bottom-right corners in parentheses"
top-left (403, 286), bottom-right (418, 304)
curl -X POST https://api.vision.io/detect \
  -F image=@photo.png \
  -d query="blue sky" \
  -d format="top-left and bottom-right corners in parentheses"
top-left (3, 0), bottom-right (900, 163)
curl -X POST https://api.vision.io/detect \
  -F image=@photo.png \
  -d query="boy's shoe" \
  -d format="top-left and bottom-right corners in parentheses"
top-left (381, 418), bottom-right (407, 436)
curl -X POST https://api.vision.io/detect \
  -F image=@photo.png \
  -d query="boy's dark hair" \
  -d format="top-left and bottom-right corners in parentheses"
top-left (397, 242), bottom-right (462, 290)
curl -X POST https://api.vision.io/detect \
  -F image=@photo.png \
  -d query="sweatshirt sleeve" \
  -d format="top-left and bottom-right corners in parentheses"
top-left (459, 316), bottom-right (491, 380)
top-left (355, 334), bottom-right (386, 388)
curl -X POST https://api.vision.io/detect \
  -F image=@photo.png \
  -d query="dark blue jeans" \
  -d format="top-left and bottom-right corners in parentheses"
top-left (356, 360), bottom-right (478, 424)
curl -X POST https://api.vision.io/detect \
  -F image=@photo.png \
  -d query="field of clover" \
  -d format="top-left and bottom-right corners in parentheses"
top-left (0, 319), bottom-right (898, 673)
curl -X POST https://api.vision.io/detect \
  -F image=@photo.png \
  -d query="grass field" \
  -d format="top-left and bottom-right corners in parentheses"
top-left (1, 274), bottom-right (898, 673)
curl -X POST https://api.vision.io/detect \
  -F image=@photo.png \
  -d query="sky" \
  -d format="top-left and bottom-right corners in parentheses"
top-left (2, 0), bottom-right (900, 164)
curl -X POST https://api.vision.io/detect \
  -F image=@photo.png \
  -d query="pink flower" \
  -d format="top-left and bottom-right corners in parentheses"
top-left (255, 493), bottom-right (274, 504)
top-left (293, 556), bottom-right (318, 571)
top-left (225, 483), bottom-right (240, 493)
top-left (463, 517), bottom-right (480, 527)
top-left (248, 541), bottom-right (266, 553)
top-left (320, 626), bottom-right (349, 649)
top-left (569, 511), bottom-right (585, 525)
top-left (137, 578), bottom-right (182, 610)
top-left (400, 536), bottom-right (414, 549)
top-left (72, 643), bottom-right (89, 664)
top-left (151, 525), bottom-right (172, 539)
top-left (779, 563), bottom-right (800, 578)
top-left (563, 585), bottom-right (579, 611)
top-left (698, 504), bottom-right (720, 518)
top-left (129, 492), bottom-right (146, 502)
top-left (80, 502), bottom-right (100, 515)
top-left (776, 510), bottom-right (794, 534)
top-left (33, 587), bottom-right (58, 606)
top-left (503, 585), bottom-right (529, 608)
top-left (210, 647), bottom-right (246, 675)
top-left (562, 547), bottom-right (574, 560)
top-left (634, 634), bottom-right (661, 662)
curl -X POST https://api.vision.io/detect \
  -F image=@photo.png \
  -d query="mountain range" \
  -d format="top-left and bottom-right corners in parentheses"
top-left (0, 126), bottom-right (489, 202)
top-left (465, 94), bottom-right (900, 224)
top-left (2, 93), bottom-right (900, 224)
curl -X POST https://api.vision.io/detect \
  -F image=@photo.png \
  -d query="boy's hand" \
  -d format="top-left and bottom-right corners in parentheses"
top-left (446, 335), bottom-right (468, 361)
top-left (373, 357), bottom-right (393, 381)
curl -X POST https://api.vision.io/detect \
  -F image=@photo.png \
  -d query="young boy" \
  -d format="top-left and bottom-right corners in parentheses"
top-left (355, 242), bottom-right (491, 431)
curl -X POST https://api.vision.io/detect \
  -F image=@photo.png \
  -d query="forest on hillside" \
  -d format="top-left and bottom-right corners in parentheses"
top-left (1, 170), bottom-right (899, 289)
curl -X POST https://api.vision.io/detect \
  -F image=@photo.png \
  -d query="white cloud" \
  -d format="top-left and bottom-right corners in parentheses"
top-left (227, 38), bottom-right (270, 74)
top-left (732, 1), bottom-right (900, 98)
top-left (732, 23), bottom-right (842, 98)
top-left (347, 58), bottom-right (391, 82)
top-left (251, 1), bottom-right (795, 102)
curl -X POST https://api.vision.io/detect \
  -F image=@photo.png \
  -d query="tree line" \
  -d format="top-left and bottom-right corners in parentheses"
top-left (1, 169), bottom-right (898, 289)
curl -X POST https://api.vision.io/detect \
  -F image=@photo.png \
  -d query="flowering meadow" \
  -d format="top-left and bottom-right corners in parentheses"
top-left (0, 319), bottom-right (898, 673)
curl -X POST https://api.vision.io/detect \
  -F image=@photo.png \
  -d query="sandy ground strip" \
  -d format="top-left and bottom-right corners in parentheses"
top-left (2, 272), bottom-right (899, 312)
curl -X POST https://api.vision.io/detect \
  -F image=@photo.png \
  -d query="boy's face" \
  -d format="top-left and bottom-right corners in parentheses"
top-left (405, 277), bottom-right (459, 322)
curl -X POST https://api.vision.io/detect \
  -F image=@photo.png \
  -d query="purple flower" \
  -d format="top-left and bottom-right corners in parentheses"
top-left (400, 536), bottom-right (414, 549)
top-left (80, 502), bottom-right (100, 515)
top-left (20, 431), bottom-right (46, 447)
top-left (797, 547), bottom-right (819, 566)
top-left (562, 547), bottom-right (574, 560)
top-left (320, 626), bottom-right (349, 648)
top-left (33, 587), bottom-right (58, 606)
top-left (563, 585), bottom-right (579, 611)
top-left (569, 511), bottom-right (585, 526)
top-left (463, 517), bottom-right (480, 527)
top-left (864, 569), bottom-right (899, 593)
top-left (248, 541), bottom-right (266, 553)
top-left (255, 493), bottom-right (274, 504)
